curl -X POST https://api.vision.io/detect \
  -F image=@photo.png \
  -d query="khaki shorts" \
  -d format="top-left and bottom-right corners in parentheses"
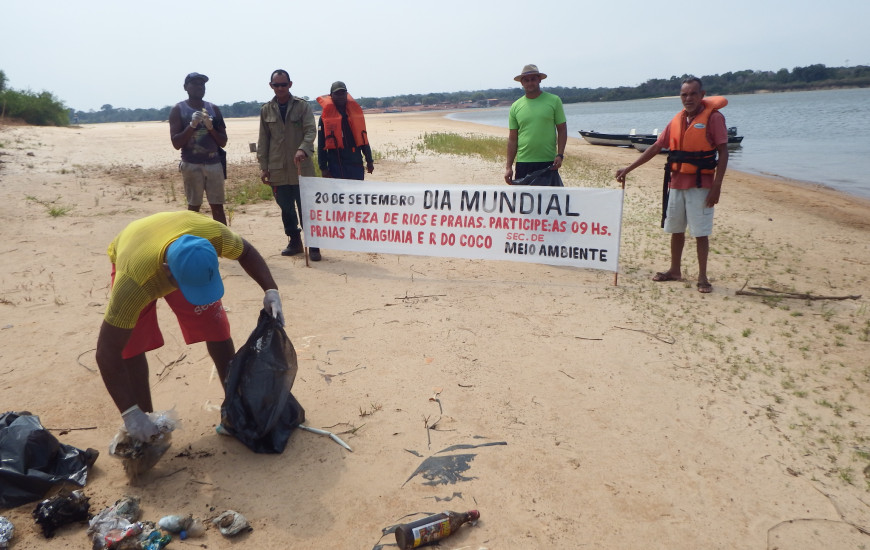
top-left (663, 188), bottom-right (714, 237)
top-left (179, 161), bottom-right (225, 206)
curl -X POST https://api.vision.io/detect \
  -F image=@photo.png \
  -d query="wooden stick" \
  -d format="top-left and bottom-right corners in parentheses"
top-left (296, 162), bottom-right (310, 267)
top-left (614, 176), bottom-right (626, 287)
top-left (737, 281), bottom-right (860, 301)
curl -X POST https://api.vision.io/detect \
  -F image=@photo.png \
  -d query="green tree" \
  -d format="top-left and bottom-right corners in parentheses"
top-left (0, 88), bottom-right (68, 125)
top-left (792, 64), bottom-right (832, 82)
top-left (356, 96), bottom-right (378, 109)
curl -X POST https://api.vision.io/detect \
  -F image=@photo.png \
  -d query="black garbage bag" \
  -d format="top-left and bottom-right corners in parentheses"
top-left (220, 310), bottom-right (305, 453)
top-left (0, 412), bottom-right (98, 510)
top-left (510, 165), bottom-right (564, 187)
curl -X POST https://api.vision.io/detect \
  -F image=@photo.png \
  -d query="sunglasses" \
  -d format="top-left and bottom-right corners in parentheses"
top-left (271, 82), bottom-right (290, 88)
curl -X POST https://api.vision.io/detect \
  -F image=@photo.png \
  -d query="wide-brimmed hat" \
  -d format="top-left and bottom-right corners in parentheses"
top-left (166, 235), bottom-right (223, 306)
top-left (184, 72), bottom-right (209, 85)
top-left (514, 64), bottom-right (547, 82)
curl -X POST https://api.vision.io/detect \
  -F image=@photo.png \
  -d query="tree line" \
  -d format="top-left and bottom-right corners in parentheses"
top-left (2, 64), bottom-right (868, 127)
top-left (0, 70), bottom-right (70, 126)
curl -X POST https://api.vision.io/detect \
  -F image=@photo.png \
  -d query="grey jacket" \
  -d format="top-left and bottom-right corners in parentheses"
top-left (257, 95), bottom-right (316, 185)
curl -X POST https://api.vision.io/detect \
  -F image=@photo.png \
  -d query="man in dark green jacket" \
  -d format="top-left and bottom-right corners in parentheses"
top-left (257, 69), bottom-right (316, 257)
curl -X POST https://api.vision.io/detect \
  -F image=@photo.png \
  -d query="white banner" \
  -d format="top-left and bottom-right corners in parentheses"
top-left (299, 177), bottom-right (624, 272)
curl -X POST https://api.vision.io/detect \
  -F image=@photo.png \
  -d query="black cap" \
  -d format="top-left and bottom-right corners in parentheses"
top-left (184, 72), bottom-right (209, 85)
top-left (330, 81), bottom-right (347, 94)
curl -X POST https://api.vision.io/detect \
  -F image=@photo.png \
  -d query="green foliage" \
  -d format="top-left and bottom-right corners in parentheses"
top-left (0, 88), bottom-right (69, 126)
top-left (218, 100), bottom-right (266, 118)
top-left (417, 132), bottom-right (506, 160)
top-left (225, 175), bottom-right (274, 206)
top-left (359, 64), bottom-right (870, 109)
top-left (71, 104), bottom-right (173, 124)
top-left (70, 99), bottom-right (271, 124)
top-left (25, 195), bottom-right (72, 216)
top-left (53, 62), bottom-right (870, 125)
top-left (415, 131), bottom-right (612, 187)
top-left (0, 69), bottom-right (7, 92)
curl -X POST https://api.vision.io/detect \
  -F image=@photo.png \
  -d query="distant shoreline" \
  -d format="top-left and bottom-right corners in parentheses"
top-left (358, 85), bottom-right (869, 114)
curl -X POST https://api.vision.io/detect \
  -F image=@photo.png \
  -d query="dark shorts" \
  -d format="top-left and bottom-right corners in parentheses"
top-left (515, 161), bottom-right (554, 179)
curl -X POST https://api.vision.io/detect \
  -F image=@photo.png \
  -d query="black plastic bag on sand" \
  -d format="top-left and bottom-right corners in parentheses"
top-left (32, 489), bottom-right (91, 538)
top-left (510, 165), bottom-right (564, 187)
top-left (0, 411), bottom-right (98, 510)
top-left (221, 310), bottom-right (305, 453)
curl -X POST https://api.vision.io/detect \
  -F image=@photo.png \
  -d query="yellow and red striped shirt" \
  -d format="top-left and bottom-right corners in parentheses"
top-left (105, 211), bottom-right (244, 328)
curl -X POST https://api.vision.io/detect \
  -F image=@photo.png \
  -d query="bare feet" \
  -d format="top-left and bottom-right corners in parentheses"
top-left (652, 271), bottom-right (682, 282)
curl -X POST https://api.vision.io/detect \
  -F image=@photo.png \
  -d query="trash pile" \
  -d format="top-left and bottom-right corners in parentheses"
top-left (32, 490), bottom-right (91, 538)
top-left (108, 410), bottom-right (178, 479)
top-left (85, 496), bottom-right (249, 548)
top-left (0, 491), bottom-right (253, 548)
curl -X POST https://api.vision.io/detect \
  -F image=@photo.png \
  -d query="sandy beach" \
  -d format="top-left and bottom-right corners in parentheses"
top-left (1, 111), bottom-right (869, 549)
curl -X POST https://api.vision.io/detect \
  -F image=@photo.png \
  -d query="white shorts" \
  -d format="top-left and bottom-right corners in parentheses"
top-left (179, 161), bottom-right (225, 206)
top-left (663, 188), bottom-right (714, 237)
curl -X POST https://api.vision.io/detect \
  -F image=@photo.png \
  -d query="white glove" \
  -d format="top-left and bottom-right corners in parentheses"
top-left (264, 289), bottom-right (284, 327)
top-left (189, 111), bottom-right (204, 129)
top-left (202, 113), bottom-right (214, 130)
top-left (122, 405), bottom-right (159, 442)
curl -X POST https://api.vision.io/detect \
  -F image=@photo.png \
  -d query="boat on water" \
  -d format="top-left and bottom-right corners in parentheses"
top-left (579, 129), bottom-right (657, 147)
top-left (629, 127), bottom-right (744, 152)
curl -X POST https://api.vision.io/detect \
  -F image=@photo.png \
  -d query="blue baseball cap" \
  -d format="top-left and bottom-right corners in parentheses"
top-left (165, 235), bottom-right (223, 305)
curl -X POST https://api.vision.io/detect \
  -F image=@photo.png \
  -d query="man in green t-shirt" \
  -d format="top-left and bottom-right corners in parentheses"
top-left (504, 64), bottom-right (568, 184)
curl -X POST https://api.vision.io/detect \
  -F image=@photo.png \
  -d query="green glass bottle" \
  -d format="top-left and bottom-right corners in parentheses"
top-left (394, 509), bottom-right (480, 549)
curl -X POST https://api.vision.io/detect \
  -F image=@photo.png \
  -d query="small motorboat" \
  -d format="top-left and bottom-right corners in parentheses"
top-left (579, 129), bottom-right (657, 147)
top-left (630, 127), bottom-right (744, 153)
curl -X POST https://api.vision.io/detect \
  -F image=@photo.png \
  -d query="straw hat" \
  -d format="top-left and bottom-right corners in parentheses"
top-left (514, 64), bottom-right (547, 82)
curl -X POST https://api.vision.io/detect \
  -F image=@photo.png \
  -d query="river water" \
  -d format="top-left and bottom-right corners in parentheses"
top-left (447, 88), bottom-right (870, 200)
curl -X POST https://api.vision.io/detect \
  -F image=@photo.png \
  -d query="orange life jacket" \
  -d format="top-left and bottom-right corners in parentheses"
top-left (666, 96), bottom-right (727, 183)
top-left (317, 94), bottom-right (369, 151)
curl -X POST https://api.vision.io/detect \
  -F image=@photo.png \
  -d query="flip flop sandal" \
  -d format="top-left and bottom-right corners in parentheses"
top-left (697, 282), bottom-right (713, 293)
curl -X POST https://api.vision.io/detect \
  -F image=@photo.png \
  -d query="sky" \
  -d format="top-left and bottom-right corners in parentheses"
top-left (2, 0), bottom-right (868, 112)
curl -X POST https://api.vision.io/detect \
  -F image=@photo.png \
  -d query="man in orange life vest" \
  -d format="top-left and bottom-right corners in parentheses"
top-left (615, 76), bottom-right (729, 294)
top-left (315, 80), bottom-right (374, 262)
